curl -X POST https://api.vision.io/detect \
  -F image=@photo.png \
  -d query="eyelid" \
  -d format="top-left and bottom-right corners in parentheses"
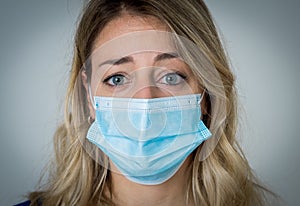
top-left (157, 70), bottom-right (187, 80)
top-left (102, 72), bottom-right (132, 87)
top-left (157, 71), bottom-right (187, 85)
top-left (102, 72), bottom-right (127, 82)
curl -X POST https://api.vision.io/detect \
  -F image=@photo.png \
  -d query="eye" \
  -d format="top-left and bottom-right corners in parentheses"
top-left (159, 72), bottom-right (186, 85)
top-left (103, 74), bottom-right (129, 86)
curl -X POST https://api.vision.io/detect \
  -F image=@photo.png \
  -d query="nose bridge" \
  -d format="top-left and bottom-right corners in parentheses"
top-left (132, 68), bottom-right (158, 99)
top-left (133, 85), bottom-right (157, 99)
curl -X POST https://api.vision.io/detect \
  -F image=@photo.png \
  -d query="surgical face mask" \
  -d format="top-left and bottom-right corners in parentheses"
top-left (86, 93), bottom-right (211, 185)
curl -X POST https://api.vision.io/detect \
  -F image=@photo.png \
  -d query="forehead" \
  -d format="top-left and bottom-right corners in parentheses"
top-left (93, 14), bottom-right (168, 50)
top-left (89, 15), bottom-right (177, 69)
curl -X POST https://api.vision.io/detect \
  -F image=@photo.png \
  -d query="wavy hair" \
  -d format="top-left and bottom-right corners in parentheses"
top-left (29, 0), bottom-right (272, 205)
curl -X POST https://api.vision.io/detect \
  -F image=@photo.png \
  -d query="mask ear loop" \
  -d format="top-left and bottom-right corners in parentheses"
top-left (199, 89), bottom-right (206, 104)
top-left (198, 89), bottom-right (207, 122)
top-left (88, 84), bottom-right (97, 110)
top-left (87, 84), bottom-right (96, 124)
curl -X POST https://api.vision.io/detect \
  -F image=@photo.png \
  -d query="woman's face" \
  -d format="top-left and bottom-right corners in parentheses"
top-left (85, 14), bottom-right (207, 181)
top-left (89, 14), bottom-right (201, 99)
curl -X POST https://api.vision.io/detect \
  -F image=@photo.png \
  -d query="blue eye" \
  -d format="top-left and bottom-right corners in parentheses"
top-left (160, 73), bottom-right (186, 85)
top-left (104, 74), bottom-right (127, 86)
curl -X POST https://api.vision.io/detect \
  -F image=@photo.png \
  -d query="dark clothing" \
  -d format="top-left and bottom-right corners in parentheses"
top-left (14, 200), bottom-right (31, 206)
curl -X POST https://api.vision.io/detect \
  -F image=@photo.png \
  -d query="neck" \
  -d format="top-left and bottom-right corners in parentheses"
top-left (109, 157), bottom-right (194, 206)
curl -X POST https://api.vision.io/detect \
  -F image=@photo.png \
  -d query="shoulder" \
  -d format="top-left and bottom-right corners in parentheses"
top-left (14, 200), bottom-right (31, 206)
top-left (14, 198), bottom-right (43, 206)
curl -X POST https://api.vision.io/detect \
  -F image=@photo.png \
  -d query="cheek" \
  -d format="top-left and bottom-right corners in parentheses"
top-left (188, 77), bottom-right (202, 94)
top-left (95, 86), bottom-right (114, 96)
top-left (90, 76), bottom-right (112, 97)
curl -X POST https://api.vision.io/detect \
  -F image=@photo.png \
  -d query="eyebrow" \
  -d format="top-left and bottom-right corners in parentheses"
top-left (98, 52), bottom-right (179, 67)
top-left (99, 56), bottom-right (133, 67)
top-left (154, 52), bottom-right (179, 62)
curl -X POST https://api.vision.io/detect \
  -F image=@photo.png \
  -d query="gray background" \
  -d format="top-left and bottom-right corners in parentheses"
top-left (0, 1), bottom-right (299, 205)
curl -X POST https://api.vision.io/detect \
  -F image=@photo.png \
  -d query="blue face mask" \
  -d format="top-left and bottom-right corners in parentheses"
top-left (86, 94), bottom-right (211, 185)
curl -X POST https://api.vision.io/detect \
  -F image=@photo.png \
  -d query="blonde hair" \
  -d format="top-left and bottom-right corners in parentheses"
top-left (29, 0), bottom-right (272, 205)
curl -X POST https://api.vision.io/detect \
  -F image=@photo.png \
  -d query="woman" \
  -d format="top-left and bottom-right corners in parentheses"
top-left (23, 0), bottom-right (272, 205)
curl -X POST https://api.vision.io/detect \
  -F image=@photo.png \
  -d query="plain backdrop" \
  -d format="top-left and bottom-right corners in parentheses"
top-left (0, 1), bottom-right (299, 205)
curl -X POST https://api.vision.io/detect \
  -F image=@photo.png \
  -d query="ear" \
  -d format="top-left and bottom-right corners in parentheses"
top-left (81, 69), bottom-right (95, 120)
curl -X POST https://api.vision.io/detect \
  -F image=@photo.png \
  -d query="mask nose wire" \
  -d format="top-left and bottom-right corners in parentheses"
top-left (88, 82), bottom-right (206, 108)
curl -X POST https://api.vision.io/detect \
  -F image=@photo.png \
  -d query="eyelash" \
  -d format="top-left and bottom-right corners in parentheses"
top-left (102, 71), bottom-right (187, 87)
top-left (167, 71), bottom-right (186, 78)
top-left (102, 72), bottom-right (128, 87)
top-left (158, 72), bottom-right (186, 86)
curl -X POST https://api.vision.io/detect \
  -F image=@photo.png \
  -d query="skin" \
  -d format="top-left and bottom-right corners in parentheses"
top-left (83, 14), bottom-right (205, 206)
